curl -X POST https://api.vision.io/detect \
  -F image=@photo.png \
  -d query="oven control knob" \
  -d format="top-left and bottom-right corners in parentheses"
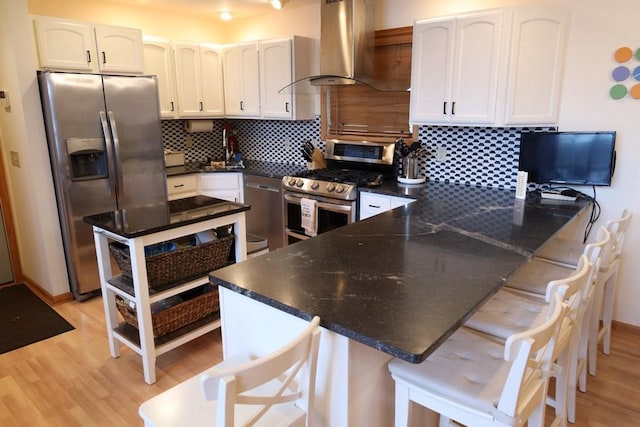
top-left (311, 181), bottom-right (320, 190)
top-left (295, 179), bottom-right (304, 188)
top-left (287, 178), bottom-right (297, 187)
top-left (335, 185), bottom-right (345, 194)
top-left (327, 183), bottom-right (336, 192)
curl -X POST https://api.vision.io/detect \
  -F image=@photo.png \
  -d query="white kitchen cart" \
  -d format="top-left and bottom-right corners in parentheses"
top-left (87, 197), bottom-right (248, 384)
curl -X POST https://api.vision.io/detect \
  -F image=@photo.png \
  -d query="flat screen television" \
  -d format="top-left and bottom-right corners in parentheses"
top-left (518, 131), bottom-right (616, 186)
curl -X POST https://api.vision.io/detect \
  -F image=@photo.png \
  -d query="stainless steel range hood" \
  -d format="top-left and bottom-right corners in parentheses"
top-left (306, 0), bottom-right (409, 92)
top-left (279, 0), bottom-right (409, 93)
top-left (310, 0), bottom-right (374, 86)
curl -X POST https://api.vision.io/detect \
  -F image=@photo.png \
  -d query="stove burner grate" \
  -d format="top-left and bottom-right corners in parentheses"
top-left (299, 168), bottom-right (384, 187)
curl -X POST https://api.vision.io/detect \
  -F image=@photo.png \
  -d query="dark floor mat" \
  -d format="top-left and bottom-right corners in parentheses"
top-left (0, 284), bottom-right (74, 354)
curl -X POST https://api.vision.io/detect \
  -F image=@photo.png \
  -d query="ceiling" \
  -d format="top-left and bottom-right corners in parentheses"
top-left (118, 0), bottom-right (318, 20)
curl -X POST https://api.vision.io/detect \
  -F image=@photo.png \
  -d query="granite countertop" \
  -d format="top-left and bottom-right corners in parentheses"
top-left (210, 181), bottom-right (590, 363)
top-left (165, 160), bottom-right (306, 180)
top-left (83, 195), bottom-right (250, 238)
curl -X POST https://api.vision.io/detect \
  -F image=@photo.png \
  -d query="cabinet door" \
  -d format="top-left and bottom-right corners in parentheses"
top-left (223, 43), bottom-right (260, 117)
top-left (143, 37), bottom-right (178, 118)
top-left (33, 17), bottom-right (98, 72)
top-left (504, 8), bottom-right (569, 125)
top-left (260, 39), bottom-right (293, 119)
top-left (200, 173), bottom-right (244, 203)
top-left (222, 45), bottom-right (242, 115)
top-left (410, 12), bottom-right (503, 125)
top-left (94, 24), bottom-right (144, 74)
top-left (239, 43), bottom-right (260, 117)
top-left (410, 19), bottom-right (455, 124)
top-left (174, 42), bottom-right (204, 117)
top-left (450, 12), bottom-right (503, 124)
top-left (200, 45), bottom-right (225, 117)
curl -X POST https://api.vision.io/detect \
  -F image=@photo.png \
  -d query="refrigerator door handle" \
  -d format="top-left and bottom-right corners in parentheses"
top-left (99, 111), bottom-right (117, 200)
top-left (107, 111), bottom-right (124, 199)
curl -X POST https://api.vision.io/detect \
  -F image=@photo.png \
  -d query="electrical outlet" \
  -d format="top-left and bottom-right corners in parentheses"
top-left (283, 137), bottom-right (291, 147)
top-left (9, 150), bottom-right (20, 168)
top-left (435, 146), bottom-right (447, 162)
top-left (185, 136), bottom-right (193, 148)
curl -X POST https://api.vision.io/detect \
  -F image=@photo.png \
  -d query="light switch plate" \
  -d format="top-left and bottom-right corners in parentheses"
top-left (9, 150), bottom-right (20, 168)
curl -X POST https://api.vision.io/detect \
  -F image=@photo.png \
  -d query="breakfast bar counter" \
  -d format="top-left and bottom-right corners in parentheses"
top-left (209, 182), bottom-right (590, 425)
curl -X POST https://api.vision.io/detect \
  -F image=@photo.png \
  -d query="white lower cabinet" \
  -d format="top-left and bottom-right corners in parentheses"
top-left (166, 174), bottom-right (198, 200)
top-left (200, 173), bottom-right (244, 203)
top-left (359, 192), bottom-right (415, 220)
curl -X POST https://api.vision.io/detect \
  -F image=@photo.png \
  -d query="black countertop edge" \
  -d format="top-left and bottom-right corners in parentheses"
top-left (165, 160), bottom-right (307, 180)
top-left (212, 276), bottom-right (433, 363)
top-left (84, 196), bottom-right (250, 238)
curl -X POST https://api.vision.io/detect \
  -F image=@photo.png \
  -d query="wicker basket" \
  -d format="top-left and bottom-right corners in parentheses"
top-left (115, 284), bottom-right (219, 337)
top-left (109, 235), bottom-right (233, 288)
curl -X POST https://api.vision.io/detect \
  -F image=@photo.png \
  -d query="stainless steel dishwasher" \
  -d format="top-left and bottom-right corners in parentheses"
top-left (244, 175), bottom-right (284, 251)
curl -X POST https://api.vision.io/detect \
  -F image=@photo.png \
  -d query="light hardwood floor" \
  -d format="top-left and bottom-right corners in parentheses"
top-left (0, 294), bottom-right (639, 426)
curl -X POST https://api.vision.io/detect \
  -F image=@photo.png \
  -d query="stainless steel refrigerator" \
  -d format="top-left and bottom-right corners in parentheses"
top-left (38, 71), bottom-right (167, 300)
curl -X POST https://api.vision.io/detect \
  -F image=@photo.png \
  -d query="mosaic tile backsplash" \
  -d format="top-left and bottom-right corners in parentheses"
top-left (161, 119), bottom-right (553, 190)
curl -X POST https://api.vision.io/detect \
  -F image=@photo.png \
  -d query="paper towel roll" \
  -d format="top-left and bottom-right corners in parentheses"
top-left (184, 120), bottom-right (214, 133)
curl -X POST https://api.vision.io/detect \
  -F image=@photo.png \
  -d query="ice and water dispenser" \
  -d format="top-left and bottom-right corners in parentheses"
top-left (67, 138), bottom-right (108, 180)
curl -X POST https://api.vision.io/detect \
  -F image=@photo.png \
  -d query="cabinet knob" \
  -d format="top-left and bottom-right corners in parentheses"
top-left (86, 50), bottom-right (92, 63)
top-left (102, 51), bottom-right (107, 64)
top-left (443, 101), bottom-right (447, 115)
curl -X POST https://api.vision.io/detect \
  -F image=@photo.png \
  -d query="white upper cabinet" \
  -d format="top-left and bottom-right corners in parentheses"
top-left (34, 16), bottom-right (144, 74)
top-left (410, 11), bottom-right (504, 125)
top-left (259, 36), bottom-right (317, 120)
top-left (223, 42), bottom-right (260, 117)
top-left (260, 39), bottom-right (293, 119)
top-left (174, 42), bottom-right (225, 117)
top-left (199, 44), bottom-right (226, 117)
top-left (143, 36), bottom-right (177, 118)
top-left (503, 7), bottom-right (569, 125)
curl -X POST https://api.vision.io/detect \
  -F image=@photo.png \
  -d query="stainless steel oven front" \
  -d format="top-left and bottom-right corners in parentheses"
top-left (283, 191), bottom-right (356, 245)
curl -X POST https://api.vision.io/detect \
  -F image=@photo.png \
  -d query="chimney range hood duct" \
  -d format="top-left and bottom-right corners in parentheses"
top-left (310, 0), bottom-right (374, 87)
top-left (278, 0), bottom-right (409, 93)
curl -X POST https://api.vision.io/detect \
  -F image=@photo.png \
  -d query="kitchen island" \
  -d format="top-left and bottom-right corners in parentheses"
top-left (209, 182), bottom-right (591, 425)
top-left (85, 196), bottom-right (249, 384)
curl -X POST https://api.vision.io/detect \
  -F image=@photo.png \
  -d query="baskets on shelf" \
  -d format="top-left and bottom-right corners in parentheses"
top-left (115, 284), bottom-right (219, 337)
top-left (109, 234), bottom-right (233, 288)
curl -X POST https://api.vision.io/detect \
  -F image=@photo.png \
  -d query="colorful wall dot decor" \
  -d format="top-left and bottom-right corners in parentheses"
top-left (611, 46), bottom-right (640, 99)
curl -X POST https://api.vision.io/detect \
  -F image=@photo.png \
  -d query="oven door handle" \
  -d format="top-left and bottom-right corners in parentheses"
top-left (284, 193), bottom-right (353, 213)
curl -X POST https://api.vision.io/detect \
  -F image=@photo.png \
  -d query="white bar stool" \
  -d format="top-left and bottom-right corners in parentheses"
top-left (527, 210), bottom-right (631, 376)
top-left (139, 316), bottom-right (321, 427)
top-left (465, 254), bottom-right (594, 426)
top-left (388, 292), bottom-right (566, 427)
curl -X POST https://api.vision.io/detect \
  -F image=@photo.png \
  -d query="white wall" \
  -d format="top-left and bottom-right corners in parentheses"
top-left (557, 0), bottom-right (640, 325)
top-left (0, 0), bottom-right (70, 296)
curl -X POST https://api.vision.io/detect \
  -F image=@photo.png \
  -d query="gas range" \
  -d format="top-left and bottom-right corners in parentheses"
top-left (282, 169), bottom-right (384, 200)
top-left (282, 139), bottom-right (396, 201)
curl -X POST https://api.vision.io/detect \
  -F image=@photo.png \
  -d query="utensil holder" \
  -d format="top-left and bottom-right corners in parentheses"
top-left (401, 156), bottom-right (420, 179)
